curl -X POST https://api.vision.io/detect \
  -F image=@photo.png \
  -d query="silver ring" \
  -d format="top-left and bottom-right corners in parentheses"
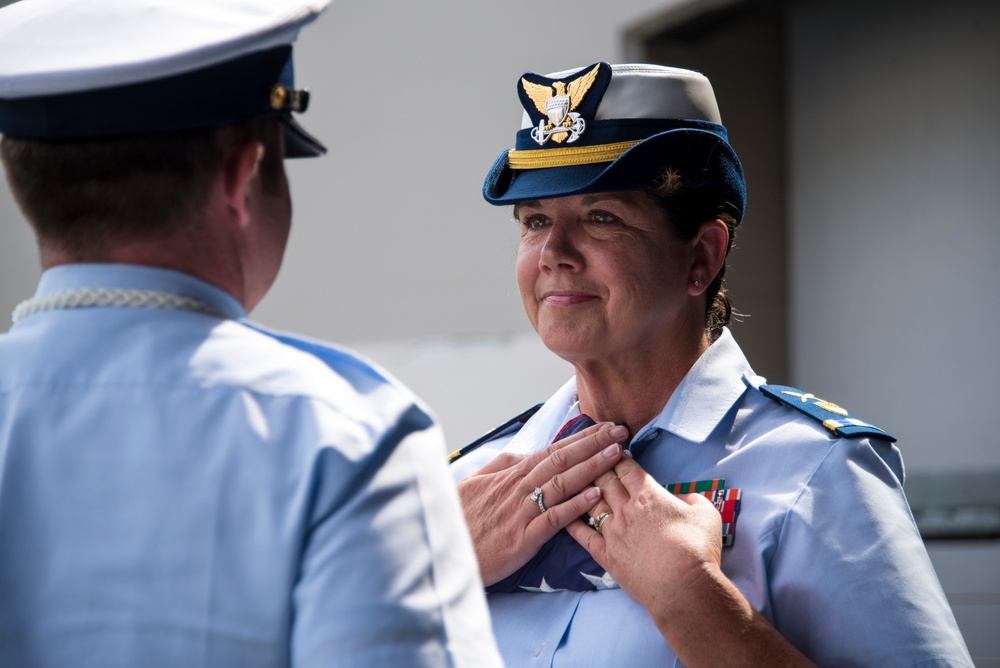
top-left (529, 487), bottom-right (546, 513)
top-left (593, 511), bottom-right (612, 535)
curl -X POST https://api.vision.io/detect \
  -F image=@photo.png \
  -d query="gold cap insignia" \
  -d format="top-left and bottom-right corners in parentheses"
top-left (520, 63), bottom-right (603, 146)
top-left (270, 85), bottom-right (310, 112)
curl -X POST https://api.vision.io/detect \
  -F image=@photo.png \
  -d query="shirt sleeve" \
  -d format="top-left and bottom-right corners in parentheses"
top-left (767, 436), bottom-right (973, 667)
top-left (289, 403), bottom-right (502, 668)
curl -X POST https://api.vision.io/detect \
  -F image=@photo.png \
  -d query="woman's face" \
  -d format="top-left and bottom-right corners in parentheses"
top-left (515, 191), bottom-right (699, 366)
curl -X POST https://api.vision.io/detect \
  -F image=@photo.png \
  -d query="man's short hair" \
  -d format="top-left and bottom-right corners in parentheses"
top-left (1, 118), bottom-right (283, 258)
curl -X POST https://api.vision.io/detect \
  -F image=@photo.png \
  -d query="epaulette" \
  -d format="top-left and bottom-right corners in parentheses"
top-left (759, 384), bottom-right (896, 442)
top-left (447, 404), bottom-right (542, 464)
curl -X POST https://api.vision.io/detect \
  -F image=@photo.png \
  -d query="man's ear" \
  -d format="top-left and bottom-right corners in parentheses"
top-left (688, 219), bottom-right (729, 296)
top-left (220, 141), bottom-right (264, 228)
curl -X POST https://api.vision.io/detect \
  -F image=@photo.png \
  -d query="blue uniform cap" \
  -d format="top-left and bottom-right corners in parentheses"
top-left (0, 0), bottom-right (332, 158)
top-left (483, 62), bottom-right (747, 224)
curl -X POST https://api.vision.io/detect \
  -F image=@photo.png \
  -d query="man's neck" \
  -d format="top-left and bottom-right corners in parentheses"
top-left (40, 235), bottom-right (247, 309)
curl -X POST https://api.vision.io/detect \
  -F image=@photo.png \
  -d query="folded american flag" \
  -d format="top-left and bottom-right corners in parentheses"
top-left (487, 416), bottom-right (743, 594)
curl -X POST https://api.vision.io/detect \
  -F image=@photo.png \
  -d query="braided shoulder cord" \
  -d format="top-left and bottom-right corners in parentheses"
top-left (11, 288), bottom-right (223, 324)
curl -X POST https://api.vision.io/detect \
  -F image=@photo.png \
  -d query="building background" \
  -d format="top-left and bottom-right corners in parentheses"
top-left (1, 0), bottom-right (997, 662)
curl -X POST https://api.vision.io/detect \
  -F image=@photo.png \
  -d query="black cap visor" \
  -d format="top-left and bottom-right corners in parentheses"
top-left (281, 114), bottom-right (326, 158)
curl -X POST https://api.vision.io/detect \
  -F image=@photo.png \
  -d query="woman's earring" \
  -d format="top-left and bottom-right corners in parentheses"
top-left (693, 280), bottom-right (700, 288)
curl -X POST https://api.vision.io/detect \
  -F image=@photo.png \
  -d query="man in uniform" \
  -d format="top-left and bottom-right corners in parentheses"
top-left (0, 1), bottom-right (501, 666)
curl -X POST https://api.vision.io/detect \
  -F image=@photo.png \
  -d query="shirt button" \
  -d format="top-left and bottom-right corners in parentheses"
top-left (532, 644), bottom-right (545, 657)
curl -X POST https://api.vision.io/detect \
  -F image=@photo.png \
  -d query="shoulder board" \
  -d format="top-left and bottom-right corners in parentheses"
top-left (447, 404), bottom-right (542, 464)
top-left (758, 384), bottom-right (896, 442)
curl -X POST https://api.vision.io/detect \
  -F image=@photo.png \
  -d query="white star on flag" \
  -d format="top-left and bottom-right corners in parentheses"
top-left (581, 571), bottom-right (619, 590)
top-left (519, 577), bottom-right (568, 593)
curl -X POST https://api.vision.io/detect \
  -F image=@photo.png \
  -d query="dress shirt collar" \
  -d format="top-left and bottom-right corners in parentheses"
top-left (505, 328), bottom-right (758, 454)
top-left (503, 376), bottom-right (581, 455)
top-left (639, 327), bottom-right (757, 444)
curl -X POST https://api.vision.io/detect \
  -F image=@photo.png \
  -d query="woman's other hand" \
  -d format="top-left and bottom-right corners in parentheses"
top-left (457, 422), bottom-right (626, 586)
top-left (567, 454), bottom-right (722, 608)
top-left (568, 455), bottom-right (816, 667)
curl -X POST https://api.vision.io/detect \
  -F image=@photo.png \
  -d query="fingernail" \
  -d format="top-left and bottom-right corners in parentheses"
top-left (603, 443), bottom-right (620, 457)
top-left (609, 425), bottom-right (627, 440)
top-left (585, 487), bottom-right (601, 502)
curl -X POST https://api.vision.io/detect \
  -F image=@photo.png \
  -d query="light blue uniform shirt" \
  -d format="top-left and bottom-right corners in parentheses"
top-left (0, 264), bottom-right (502, 668)
top-left (452, 329), bottom-right (972, 667)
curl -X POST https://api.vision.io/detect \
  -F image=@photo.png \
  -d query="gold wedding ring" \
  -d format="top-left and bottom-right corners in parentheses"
top-left (593, 511), bottom-right (612, 535)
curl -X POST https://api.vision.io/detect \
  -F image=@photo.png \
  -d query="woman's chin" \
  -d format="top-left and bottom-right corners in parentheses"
top-left (539, 335), bottom-right (601, 366)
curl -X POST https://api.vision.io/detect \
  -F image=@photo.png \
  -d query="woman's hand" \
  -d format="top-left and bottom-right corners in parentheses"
top-left (567, 454), bottom-right (817, 668)
top-left (566, 453), bottom-right (723, 610)
top-left (457, 422), bottom-right (626, 586)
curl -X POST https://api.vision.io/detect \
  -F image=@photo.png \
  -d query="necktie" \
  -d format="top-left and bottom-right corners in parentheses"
top-left (486, 415), bottom-right (612, 593)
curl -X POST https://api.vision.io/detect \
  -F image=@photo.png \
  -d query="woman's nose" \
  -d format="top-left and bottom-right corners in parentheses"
top-left (539, 223), bottom-right (583, 271)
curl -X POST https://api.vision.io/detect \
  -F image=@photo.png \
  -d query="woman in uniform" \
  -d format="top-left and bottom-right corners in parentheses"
top-left (450, 62), bottom-right (972, 667)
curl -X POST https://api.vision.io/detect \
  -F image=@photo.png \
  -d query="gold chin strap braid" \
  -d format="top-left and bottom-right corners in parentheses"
top-left (506, 139), bottom-right (641, 170)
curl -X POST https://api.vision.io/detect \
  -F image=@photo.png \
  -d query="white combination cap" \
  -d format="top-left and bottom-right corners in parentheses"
top-left (0, 0), bottom-right (333, 157)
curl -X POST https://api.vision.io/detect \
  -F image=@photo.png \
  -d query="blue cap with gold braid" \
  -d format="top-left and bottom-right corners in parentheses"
top-left (0, 0), bottom-right (332, 158)
top-left (483, 62), bottom-right (746, 223)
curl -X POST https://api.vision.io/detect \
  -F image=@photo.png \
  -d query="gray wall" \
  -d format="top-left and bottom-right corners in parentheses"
top-left (789, 0), bottom-right (1000, 476)
top-left (787, 1), bottom-right (1000, 661)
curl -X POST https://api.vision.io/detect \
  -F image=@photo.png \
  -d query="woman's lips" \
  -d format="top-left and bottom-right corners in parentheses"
top-left (543, 291), bottom-right (596, 306)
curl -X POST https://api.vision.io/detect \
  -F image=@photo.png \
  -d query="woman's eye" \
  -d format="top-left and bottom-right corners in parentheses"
top-left (590, 210), bottom-right (619, 224)
top-left (520, 215), bottom-right (547, 231)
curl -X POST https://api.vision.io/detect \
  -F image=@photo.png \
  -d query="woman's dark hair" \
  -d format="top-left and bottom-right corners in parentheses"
top-left (649, 168), bottom-right (739, 342)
